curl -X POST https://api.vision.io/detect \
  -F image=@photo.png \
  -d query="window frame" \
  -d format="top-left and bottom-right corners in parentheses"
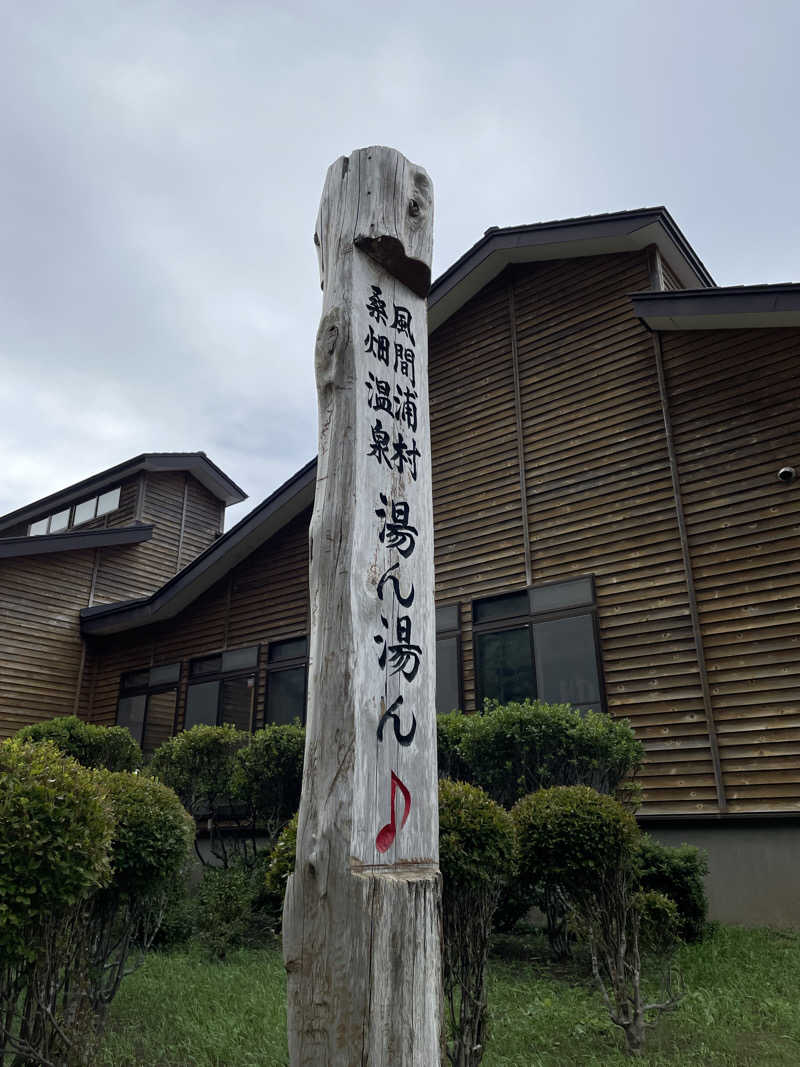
top-left (435, 603), bottom-right (463, 715)
top-left (472, 577), bottom-right (606, 714)
top-left (185, 646), bottom-right (260, 733)
top-left (265, 635), bottom-right (309, 726)
top-left (28, 484), bottom-right (122, 536)
top-left (116, 663), bottom-right (181, 754)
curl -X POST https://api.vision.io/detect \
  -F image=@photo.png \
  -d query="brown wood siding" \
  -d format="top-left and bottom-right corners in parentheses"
top-left (518, 254), bottom-right (715, 814)
top-left (92, 473), bottom-right (221, 606)
top-left (86, 509), bottom-right (312, 731)
top-left (430, 252), bottom-right (717, 814)
top-left (179, 477), bottom-right (223, 570)
top-left (662, 327), bottom-right (800, 813)
top-left (0, 550), bottom-right (95, 737)
top-left (430, 274), bottom-right (528, 711)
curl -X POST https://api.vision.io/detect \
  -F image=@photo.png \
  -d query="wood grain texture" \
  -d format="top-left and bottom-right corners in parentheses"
top-left (284, 147), bottom-right (442, 1066)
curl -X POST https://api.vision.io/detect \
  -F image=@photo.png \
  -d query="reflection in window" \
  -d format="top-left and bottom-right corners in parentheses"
top-left (473, 579), bottom-right (604, 714)
top-left (266, 637), bottom-right (308, 725)
top-left (185, 647), bottom-right (258, 732)
top-left (117, 664), bottom-right (180, 756)
top-left (28, 484), bottom-right (122, 536)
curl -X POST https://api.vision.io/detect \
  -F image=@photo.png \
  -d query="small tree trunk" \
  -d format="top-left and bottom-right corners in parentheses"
top-left (544, 884), bottom-right (570, 961)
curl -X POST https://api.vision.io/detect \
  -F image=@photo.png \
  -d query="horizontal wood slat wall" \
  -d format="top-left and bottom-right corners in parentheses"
top-left (661, 327), bottom-right (800, 813)
top-left (2, 471), bottom-right (230, 735)
top-left (0, 550), bottom-right (95, 737)
top-left (517, 253), bottom-right (715, 814)
top-left (86, 509), bottom-right (312, 729)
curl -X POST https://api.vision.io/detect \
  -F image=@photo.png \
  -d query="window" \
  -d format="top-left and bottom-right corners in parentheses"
top-left (27, 485), bottom-right (122, 536)
top-left (117, 663), bottom-right (181, 756)
top-left (185, 646), bottom-right (259, 732)
top-left (435, 604), bottom-right (462, 715)
top-left (266, 637), bottom-right (308, 725)
top-left (473, 577), bottom-right (604, 714)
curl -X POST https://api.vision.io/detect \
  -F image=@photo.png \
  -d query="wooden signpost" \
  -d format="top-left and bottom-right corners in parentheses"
top-left (283, 147), bottom-right (442, 1064)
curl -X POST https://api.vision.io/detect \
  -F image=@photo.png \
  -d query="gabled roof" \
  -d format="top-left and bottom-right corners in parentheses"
top-left (0, 524), bottom-right (154, 560)
top-left (631, 283), bottom-right (800, 330)
top-left (428, 207), bottom-right (715, 332)
top-left (82, 207), bottom-right (717, 638)
top-left (0, 452), bottom-right (247, 534)
top-left (80, 458), bottom-right (316, 636)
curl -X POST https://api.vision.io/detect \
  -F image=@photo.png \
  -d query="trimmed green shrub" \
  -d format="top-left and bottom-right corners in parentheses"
top-left (0, 739), bottom-right (113, 963)
top-left (264, 811), bottom-right (298, 926)
top-left (436, 711), bottom-right (472, 782)
top-left (637, 834), bottom-right (709, 942)
top-left (232, 724), bottom-right (305, 843)
top-left (464, 700), bottom-right (643, 810)
top-left (193, 858), bottom-right (275, 959)
top-left (439, 779), bottom-right (516, 1067)
top-left (17, 714), bottom-right (142, 772)
top-left (513, 787), bottom-right (679, 1056)
top-left (638, 889), bottom-right (681, 955)
top-left (0, 739), bottom-right (115, 1063)
top-left (512, 786), bottom-right (639, 903)
top-left (149, 723), bottom-right (248, 818)
top-left (150, 723), bottom-right (306, 868)
top-left (101, 771), bottom-right (195, 900)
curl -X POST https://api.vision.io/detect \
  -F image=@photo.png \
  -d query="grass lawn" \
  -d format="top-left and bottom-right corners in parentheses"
top-left (98, 926), bottom-right (800, 1066)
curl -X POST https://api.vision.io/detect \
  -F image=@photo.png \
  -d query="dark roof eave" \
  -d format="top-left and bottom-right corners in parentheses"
top-left (0, 452), bottom-right (247, 534)
top-left (631, 283), bottom-right (800, 329)
top-left (80, 457), bottom-right (317, 637)
top-left (0, 524), bottom-right (153, 559)
top-left (427, 207), bottom-right (715, 333)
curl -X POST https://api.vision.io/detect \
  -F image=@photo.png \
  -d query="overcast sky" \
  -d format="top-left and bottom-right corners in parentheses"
top-left (2, 1), bottom-right (798, 527)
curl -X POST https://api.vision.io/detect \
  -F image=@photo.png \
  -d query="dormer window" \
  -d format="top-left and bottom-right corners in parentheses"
top-left (27, 486), bottom-right (121, 536)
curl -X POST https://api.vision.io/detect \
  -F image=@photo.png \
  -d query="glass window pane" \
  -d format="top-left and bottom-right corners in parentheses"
top-left (29, 518), bottom-right (49, 536)
top-left (73, 498), bottom-right (97, 525)
top-left (96, 487), bottom-right (121, 516)
top-left (435, 604), bottom-right (459, 633)
top-left (48, 509), bottom-right (70, 533)
top-left (533, 614), bottom-right (602, 711)
top-left (117, 694), bottom-right (147, 745)
top-left (436, 636), bottom-right (461, 715)
top-left (221, 646), bottom-right (259, 672)
top-left (184, 680), bottom-right (220, 728)
top-left (475, 627), bottom-right (535, 707)
top-left (149, 663), bottom-right (180, 686)
top-left (530, 577), bottom-right (594, 615)
top-left (268, 637), bottom-right (308, 663)
top-left (190, 655), bottom-right (222, 677)
top-left (121, 669), bottom-right (150, 690)
top-left (142, 691), bottom-right (176, 756)
top-left (267, 666), bottom-right (306, 725)
top-left (221, 675), bottom-right (255, 732)
top-left (473, 592), bottom-right (529, 624)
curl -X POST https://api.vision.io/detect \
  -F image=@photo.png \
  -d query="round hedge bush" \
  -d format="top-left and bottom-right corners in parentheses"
top-left (463, 701), bottom-right (643, 810)
top-left (637, 834), bottom-right (708, 942)
top-left (231, 724), bottom-right (305, 831)
top-left (148, 723), bottom-right (249, 816)
top-left (0, 739), bottom-right (114, 962)
top-left (17, 715), bottom-right (142, 772)
top-left (439, 779), bottom-right (516, 895)
top-left (512, 785), bottom-right (639, 905)
top-left (436, 712), bottom-right (473, 783)
top-left (100, 772), bottom-right (195, 899)
top-left (264, 811), bottom-right (298, 921)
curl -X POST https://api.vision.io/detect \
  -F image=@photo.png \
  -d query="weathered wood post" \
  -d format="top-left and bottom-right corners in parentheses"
top-left (283, 146), bottom-right (441, 1065)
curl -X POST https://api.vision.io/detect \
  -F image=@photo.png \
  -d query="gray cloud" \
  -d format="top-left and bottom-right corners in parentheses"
top-left (1, 1), bottom-right (798, 527)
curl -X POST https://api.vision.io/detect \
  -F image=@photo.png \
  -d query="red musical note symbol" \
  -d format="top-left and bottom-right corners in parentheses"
top-left (375, 770), bottom-right (412, 853)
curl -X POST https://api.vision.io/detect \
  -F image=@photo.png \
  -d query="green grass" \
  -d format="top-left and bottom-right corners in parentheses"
top-left (98, 926), bottom-right (800, 1065)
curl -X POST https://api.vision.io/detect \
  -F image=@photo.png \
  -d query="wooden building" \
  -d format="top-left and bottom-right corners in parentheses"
top-left (2, 209), bottom-right (798, 923)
